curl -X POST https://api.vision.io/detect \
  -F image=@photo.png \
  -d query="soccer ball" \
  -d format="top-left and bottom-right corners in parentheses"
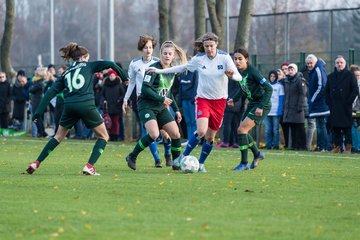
top-left (180, 155), bottom-right (199, 173)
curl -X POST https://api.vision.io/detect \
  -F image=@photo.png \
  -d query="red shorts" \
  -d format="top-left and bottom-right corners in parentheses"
top-left (195, 97), bottom-right (226, 131)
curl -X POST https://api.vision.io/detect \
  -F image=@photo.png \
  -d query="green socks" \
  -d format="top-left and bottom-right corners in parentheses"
top-left (238, 134), bottom-right (249, 164)
top-left (37, 138), bottom-right (59, 162)
top-left (131, 134), bottom-right (155, 158)
top-left (88, 138), bottom-right (107, 165)
top-left (170, 138), bottom-right (181, 160)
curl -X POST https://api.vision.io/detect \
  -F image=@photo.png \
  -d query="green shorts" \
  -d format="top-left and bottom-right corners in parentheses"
top-left (60, 100), bottom-right (103, 129)
top-left (138, 107), bottom-right (175, 128)
top-left (242, 101), bottom-right (271, 125)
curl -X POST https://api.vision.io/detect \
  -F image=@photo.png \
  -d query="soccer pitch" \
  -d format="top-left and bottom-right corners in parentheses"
top-left (1, 137), bottom-right (359, 240)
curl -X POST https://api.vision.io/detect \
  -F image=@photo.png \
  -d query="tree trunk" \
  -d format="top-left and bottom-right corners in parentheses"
top-left (168, 0), bottom-right (178, 42)
top-left (234, 0), bottom-right (254, 51)
top-left (194, 0), bottom-right (206, 41)
top-left (206, 0), bottom-right (225, 49)
top-left (158, 0), bottom-right (169, 46)
top-left (0, 0), bottom-right (16, 82)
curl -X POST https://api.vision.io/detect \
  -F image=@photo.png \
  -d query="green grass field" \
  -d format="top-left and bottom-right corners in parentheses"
top-left (1, 137), bottom-right (359, 240)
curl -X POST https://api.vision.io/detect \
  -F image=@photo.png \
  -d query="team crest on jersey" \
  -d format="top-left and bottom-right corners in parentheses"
top-left (144, 75), bottom-right (151, 82)
top-left (197, 110), bottom-right (203, 116)
top-left (202, 66), bottom-right (206, 69)
top-left (217, 65), bottom-right (223, 70)
top-left (145, 113), bottom-right (150, 118)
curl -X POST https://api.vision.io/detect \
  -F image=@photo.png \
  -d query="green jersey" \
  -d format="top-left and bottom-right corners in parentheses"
top-left (33, 60), bottom-right (127, 117)
top-left (138, 62), bottom-right (179, 112)
top-left (233, 65), bottom-right (272, 109)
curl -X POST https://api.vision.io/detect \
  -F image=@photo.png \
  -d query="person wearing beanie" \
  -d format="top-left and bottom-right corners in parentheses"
top-left (264, 70), bottom-right (284, 150)
top-left (100, 68), bottom-right (125, 141)
top-left (283, 63), bottom-right (308, 150)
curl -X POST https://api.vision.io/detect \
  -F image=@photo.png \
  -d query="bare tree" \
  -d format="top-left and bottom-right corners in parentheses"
top-left (206, 0), bottom-right (225, 49)
top-left (168, 0), bottom-right (178, 42)
top-left (194, 0), bottom-right (205, 40)
top-left (0, 0), bottom-right (16, 81)
top-left (158, 0), bottom-right (169, 46)
top-left (234, 0), bottom-right (254, 51)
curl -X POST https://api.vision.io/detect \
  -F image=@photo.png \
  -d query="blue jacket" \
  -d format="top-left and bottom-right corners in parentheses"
top-left (179, 70), bottom-right (198, 101)
top-left (307, 59), bottom-right (330, 117)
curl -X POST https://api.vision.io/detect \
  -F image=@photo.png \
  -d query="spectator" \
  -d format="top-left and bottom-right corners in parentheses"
top-left (11, 70), bottom-right (30, 130)
top-left (179, 67), bottom-right (198, 145)
top-left (29, 67), bottom-right (47, 137)
top-left (277, 67), bottom-right (290, 149)
top-left (283, 63), bottom-right (307, 150)
top-left (101, 69), bottom-right (125, 141)
top-left (351, 65), bottom-right (360, 153)
top-left (306, 54), bottom-right (330, 151)
top-left (325, 56), bottom-right (359, 154)
top-left (0, 72), bottom-right (11, 129)
top-left (265, 70), bottom-right (284, 150)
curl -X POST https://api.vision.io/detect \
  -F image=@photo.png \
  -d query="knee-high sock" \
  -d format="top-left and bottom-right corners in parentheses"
top-left (170, 138), bottom-right (181, 160)
top-left (247, 134), bottom-right (259, 157)
top-left (239, 134), bottom-right (249, 164)
top-left (198, 140), bottom-right (213, 164)
top-left (37, 138), bottom-right (59, 163)
top-left (88, 138), bottom-right (107, 165)
top-left (163, 137), bottom-right (171, 157)
top-left (183, 132), bottom-right (201, 156)
top-left (131, 134), bottom-right (155, 158)
top-left (149, 142), bottom-right (160, 161)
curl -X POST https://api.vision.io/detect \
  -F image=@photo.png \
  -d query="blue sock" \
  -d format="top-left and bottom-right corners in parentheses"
top-left (149, 142), bottom-right (160, 161)
top-left (198, 140), bottom-right (213, 164)
top-left (183, 133), bottom-right (201, 156)
top-left (163, 138), bottom-right (171, 157)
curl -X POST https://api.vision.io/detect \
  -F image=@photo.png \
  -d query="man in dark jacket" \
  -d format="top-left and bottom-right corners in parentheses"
top-left (306, 54), bottom-right (330, 151)
top-left (325, 55), bottom-right (359, 153)
top-left (0, 72), bottom-right (12, 129)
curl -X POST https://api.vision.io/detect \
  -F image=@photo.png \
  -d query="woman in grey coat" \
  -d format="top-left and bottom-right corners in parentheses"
top-left (283, 64), bottom-right (308, 150)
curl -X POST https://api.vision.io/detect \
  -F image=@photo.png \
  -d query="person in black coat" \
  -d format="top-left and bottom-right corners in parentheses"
top-left (100, 69), bottom-right (125, 141)
top-left (325, 56), bottom-right (359, 153)
top-left (283, 64), bottom-right (308, 150)
top-left (11, 70), bottom-right (30, 130)
top-left (0, 72), bottom-right (12, 129)
top-left (29, 67), bottom-right (47, 137)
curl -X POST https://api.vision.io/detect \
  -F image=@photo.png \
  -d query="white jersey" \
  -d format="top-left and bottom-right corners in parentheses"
top-left (268, 81), bottom-right (285, 116)
top-left (187, 50), bottom-right (241, 99)
top-left (124, 56), bottom-right (160, 101)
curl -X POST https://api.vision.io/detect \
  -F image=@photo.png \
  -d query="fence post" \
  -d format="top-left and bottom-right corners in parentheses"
top-left (251, 54), bottom-right (257, 67)
top-left (299, 52), bottom-right (306, 70)
top-left (349, 48), bottom-right (355, 65)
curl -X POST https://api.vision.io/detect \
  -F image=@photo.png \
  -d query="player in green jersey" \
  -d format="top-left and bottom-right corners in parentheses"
top-left (26, 42), bottom-right (128, 175)
top-left (228, 48), bottom-right (273, 171)
top-left (125, 41), bottom-right (187, 171)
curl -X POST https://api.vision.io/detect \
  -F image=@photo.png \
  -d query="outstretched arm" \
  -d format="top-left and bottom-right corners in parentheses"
top-left (147, 64), bottom-right (188, 74)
